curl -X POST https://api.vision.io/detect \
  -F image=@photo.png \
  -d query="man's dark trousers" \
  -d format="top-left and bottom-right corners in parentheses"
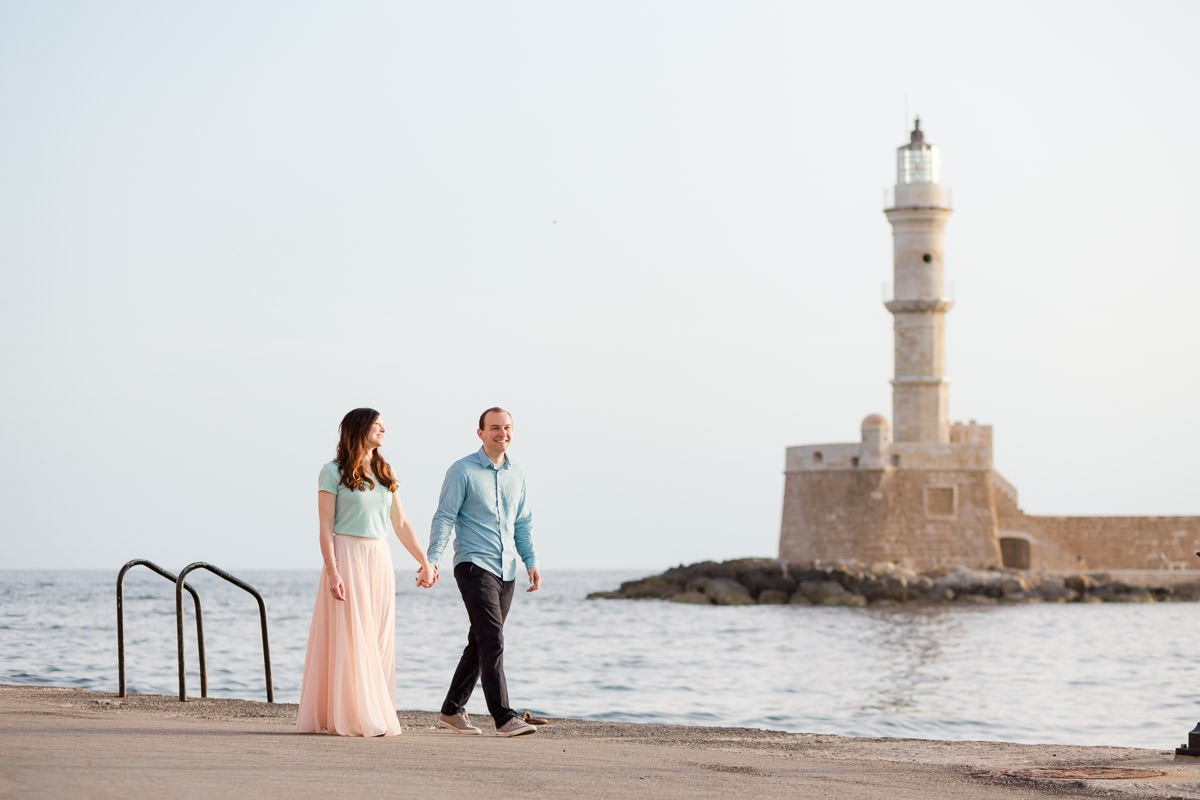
top-left (441, 561), bottom-right (517, 727)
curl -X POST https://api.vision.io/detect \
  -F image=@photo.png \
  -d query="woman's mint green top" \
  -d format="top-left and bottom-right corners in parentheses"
top-left (318, 462), bottom-right (393, 539)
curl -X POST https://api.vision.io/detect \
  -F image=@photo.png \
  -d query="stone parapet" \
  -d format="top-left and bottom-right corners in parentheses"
top-left (784, 443), bottom-right (862, 472)
top-left (784, 438), bottom-right (991, 474)
top-left (891, 441), bottom-right (991, 470)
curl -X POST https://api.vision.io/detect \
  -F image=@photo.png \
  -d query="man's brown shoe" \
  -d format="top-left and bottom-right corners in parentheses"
top-left (438, 711), bottom-right (482, 735)
top-left (496, 717), bottom-right (537, 737)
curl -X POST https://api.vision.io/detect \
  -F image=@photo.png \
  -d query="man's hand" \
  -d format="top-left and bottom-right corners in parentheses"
top-left (526, 567), bottom-right (541, 592)
top-left (416, 563), bottom-right (439, 588)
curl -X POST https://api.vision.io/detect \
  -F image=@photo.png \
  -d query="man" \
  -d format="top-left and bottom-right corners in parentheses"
top-left (428, 407), bottom-right (541, 737)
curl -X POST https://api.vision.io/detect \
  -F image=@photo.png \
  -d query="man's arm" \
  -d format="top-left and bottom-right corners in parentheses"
top-left (513, 475), bottom-right (539, 591)
top-left (427, 464), bottom-right (467, 566)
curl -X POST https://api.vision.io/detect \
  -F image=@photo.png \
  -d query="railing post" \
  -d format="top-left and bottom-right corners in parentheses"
top-left (116, 559), bottom-right (205, 698)
top-left (176, 570), bottom-right (188, 701)
top-left (253, 588), bottom-right (274, 703)
top-left (175, 562), bottom-right (273, 703)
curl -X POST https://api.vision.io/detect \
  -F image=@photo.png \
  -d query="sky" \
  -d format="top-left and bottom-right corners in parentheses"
top-left (2, 0), bottom-right (1197, 573)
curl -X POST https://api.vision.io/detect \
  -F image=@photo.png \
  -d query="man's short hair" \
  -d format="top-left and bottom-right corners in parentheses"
top-left (478, 407), bottom-right (511, 431)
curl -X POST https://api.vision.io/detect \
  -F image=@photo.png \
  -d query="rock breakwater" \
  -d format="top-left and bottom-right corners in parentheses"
top-left (587, 558), bottom-right (1200, 606)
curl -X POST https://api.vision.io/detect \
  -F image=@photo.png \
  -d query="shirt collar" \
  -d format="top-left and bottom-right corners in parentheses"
top-left (474, 447), bottom-right (510, 470)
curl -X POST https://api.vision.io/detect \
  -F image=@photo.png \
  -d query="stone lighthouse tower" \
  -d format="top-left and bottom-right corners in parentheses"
top-left (884, 118), bottom-right (953, 443)
top-left (779, 118), bottom-right (1004, 571)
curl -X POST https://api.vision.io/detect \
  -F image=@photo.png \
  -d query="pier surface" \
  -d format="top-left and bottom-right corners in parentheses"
top-left (3, 684), bottom-right (1200, 799)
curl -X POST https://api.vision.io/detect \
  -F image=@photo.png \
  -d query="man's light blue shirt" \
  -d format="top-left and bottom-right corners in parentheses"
top-left (427, 448), bottom-right (537, 581)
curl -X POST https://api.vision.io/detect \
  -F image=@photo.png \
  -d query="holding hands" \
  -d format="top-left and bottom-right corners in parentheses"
top-left (327, 557), bottom-right (437, 596)
top-left (417, 561), bottom-right (439, 588)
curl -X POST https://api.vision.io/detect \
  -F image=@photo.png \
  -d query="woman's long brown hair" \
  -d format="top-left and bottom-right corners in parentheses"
top-left (334, 408), bottom-right (397, 492)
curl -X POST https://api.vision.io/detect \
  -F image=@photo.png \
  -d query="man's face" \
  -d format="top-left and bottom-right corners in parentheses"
top-left (477, 410), bottom-right (513, 457)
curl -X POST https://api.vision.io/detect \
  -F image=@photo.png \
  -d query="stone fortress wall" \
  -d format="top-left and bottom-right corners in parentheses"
top-left (777, 417), bottom-right (1200, 573)
top-left (779, 414), bottom-right (1200, 572)
top-left (781, 419), bottom-right (1001, 570)
top-left (995, 483), bottom-right (1200, 571)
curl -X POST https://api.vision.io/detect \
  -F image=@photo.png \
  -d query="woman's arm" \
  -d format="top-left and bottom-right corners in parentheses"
top-left (391, 494), bottom-right (437, 587)
top-left (319, 491), bottom-right (345, 601)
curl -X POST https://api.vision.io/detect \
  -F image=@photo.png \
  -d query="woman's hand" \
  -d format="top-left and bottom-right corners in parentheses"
top-left (318, 492), bottom-right (342, 600)
top-left (416, 562), bottom-right (438, 588)
top-left (327, 566), bottom-right (346, 601)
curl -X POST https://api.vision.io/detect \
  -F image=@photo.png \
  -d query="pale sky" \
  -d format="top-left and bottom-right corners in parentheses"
top-left (2, 1), bottom-right (1197, 572)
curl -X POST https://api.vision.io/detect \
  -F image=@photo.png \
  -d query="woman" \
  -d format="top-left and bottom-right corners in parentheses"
top-left (297, 408), bottom-right (438, 736)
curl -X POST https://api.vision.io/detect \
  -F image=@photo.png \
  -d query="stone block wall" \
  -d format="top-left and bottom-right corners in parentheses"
top-left (781, 431), bottom-right (1200, 573)
top-left (999, 514), bottom-right (1200, 572)
top-left (992, 474), bottom-right (1200, 569)
top-left (1033, 516), bottom-right (1200, 570)
top-left (779, 466), bottom-right (1002, 571)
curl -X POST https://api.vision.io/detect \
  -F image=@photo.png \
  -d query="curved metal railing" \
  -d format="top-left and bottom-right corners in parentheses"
top-left (175, 562), bottom-right (273, 702)
top-left (116, 559), bottom-right (207, 698)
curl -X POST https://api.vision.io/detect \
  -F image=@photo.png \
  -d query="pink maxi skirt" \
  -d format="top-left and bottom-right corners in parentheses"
top-left (296, 534), bottom-right (402, 736)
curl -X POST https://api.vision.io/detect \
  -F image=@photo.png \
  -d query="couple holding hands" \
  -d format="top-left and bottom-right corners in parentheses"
top-left (296, 406), bottom-right (541, 738)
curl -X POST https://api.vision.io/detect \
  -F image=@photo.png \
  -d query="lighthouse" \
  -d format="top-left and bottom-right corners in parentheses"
top-left (779, 117), bottom-right (1004, 571)
top-left (884, 118), bottom-right (953, 443)
top-left (777, 118), bottom-right (1200, 574)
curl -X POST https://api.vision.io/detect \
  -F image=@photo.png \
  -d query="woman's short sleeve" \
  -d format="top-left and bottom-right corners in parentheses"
top-left (318, 463), bottom-right (341, 494)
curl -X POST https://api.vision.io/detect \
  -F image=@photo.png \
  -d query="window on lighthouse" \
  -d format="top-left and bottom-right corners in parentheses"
top-left (897, 145), bottom-right (940, 184)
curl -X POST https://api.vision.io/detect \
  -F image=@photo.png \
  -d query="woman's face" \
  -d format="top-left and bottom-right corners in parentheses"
top-left (365, 418), bottom-right (386, 449)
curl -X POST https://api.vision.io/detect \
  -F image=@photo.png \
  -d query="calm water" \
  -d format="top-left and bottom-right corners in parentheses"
top-left (2, 568), bottom-right (1199, 749)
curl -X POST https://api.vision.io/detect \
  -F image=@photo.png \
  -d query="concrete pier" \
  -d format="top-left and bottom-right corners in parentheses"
top-left (4, 685), bottom-right (1200, 799)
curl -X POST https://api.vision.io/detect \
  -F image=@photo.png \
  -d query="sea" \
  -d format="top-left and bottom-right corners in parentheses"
top-left (3, 567), bottom-right (1200, 750)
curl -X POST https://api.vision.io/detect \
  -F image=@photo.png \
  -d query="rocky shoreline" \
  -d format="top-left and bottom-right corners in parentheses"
top-left (587, 558), bottom-right (1200, 606)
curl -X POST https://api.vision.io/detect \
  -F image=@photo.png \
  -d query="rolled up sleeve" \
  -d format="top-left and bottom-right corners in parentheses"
top-left (428, 465), bottom-right (467, 565)
top-left (513, 476), bottom-right (537, 570)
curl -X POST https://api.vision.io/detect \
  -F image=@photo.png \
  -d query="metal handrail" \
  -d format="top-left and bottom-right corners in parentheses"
top-left (175, 562), bottom-right (273, 703)
top-left (116, 559), bottom-right (207, 698)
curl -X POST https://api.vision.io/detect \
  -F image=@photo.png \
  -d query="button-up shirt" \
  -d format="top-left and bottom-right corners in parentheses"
top-left (427, 448), bottom-right (537, 581)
